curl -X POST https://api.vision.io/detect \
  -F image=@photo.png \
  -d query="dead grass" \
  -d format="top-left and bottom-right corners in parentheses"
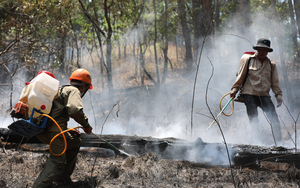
top-left (1, 148), bottom-right (300, 188)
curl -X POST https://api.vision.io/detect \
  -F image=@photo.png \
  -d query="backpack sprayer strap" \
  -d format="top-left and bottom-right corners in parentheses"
top-left (234, 57), bottom-right (252, 103)
top-left (235, 56), bottom-right (272, 103)
top-left (45, 108), bottom-right (67, 127)
top-left (241, 56), bottom-right (272, 90)
top-left (241, 57), bottom-right (252, 90)
top-left (45, 85), bottom-right (70, 127)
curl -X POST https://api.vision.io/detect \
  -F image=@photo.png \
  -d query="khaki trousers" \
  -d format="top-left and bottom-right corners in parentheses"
top-left (32, 131), bottom-right (81, 188)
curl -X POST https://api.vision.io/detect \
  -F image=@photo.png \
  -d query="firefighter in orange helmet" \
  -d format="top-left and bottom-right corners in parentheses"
top-left (33, 69), bottom-right (93, 188)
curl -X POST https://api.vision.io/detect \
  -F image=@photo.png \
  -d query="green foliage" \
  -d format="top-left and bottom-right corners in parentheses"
top-left (0, 0), bottom-right (299, 85)
top-left (251, 0), bottom-right (289, 21)
top-left (219, 0), bottom-right (238, 26)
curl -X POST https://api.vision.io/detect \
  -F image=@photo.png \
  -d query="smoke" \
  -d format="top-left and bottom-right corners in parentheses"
top-left (1, 3), bottom-right (299, 167)
top-left (77, 6), bottom-right (299, 165)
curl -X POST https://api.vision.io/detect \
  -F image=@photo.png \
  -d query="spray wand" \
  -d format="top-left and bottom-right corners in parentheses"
top-left (205, 92), bottom-right (234, 132)
top-left (87, 130), bottom-right (132, 157)
top-left (42, 114), bottom-right (132, 157)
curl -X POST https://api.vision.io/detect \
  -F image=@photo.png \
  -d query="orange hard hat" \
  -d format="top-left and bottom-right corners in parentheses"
top-left (69, 69), bottom-right (93, 89)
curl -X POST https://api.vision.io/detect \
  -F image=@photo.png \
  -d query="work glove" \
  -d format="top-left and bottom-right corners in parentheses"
top-left (276, 95), bottom-right (283, 108)
top-left (69, 128), bottom-right (81, 137)
top-left (84, 126), bottom-right (93, 134)
top-left (230, 90), bottom-right (237, 99)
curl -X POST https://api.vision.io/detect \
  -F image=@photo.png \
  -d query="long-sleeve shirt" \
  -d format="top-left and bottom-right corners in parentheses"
top-left (231, 53), bottom-right (283, 98)
top-left (45, 85), bottom-right (91, 133)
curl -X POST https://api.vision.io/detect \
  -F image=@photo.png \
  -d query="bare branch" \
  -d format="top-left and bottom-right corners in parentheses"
top-left (78, 0), bottom-right (107, 38)
top-left (0, 30), bottom-right (35, 57)
top-left (130, 0), bottom-right (145, 31)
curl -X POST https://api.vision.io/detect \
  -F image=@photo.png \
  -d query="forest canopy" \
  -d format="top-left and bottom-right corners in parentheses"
top-left (0, 0), bottom-right (299, 143)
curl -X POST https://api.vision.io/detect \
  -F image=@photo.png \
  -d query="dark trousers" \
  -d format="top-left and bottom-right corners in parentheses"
top-left (244, 94), bottom-right (282, 143)
top-left (33, 132), bottom-right (81, 188)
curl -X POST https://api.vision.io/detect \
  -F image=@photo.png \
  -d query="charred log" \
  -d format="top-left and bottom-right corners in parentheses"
top-left (0, 128), bottom-right (186, 155)
top-left (232, 144), bottom-right (300, 170)
top-left (1, 128), bottom-right (300, 171)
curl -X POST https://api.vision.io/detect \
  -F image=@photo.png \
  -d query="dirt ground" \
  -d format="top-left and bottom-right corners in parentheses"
top-left (1, 144), bottom-right (300, 188)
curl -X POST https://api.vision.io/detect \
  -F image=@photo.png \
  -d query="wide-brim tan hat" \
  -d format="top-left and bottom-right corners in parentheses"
top-left (253, 38), bottom-right (273, 52)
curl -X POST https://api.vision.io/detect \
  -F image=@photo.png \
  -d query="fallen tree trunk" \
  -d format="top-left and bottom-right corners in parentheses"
top-left (231, 144), bottom-right (299, 170)
top-left (1, 128), bottom-right (300, 171)
top-left (0, 128), bottom-right (187, 156)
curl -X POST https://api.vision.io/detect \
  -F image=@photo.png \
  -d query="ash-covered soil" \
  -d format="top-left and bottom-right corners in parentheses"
top-left (1, 146), bottom-right (300, 188)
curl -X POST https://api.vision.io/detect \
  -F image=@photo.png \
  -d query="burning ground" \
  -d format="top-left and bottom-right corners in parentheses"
top-left (1, 141), bottom-right (300, 188)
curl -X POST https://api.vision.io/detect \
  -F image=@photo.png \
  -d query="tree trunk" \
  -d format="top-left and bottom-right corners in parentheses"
top-left (236, 0), bottom-right (252, 31)
top-left (70, 38), bottom-right (74, 70)
top-left (192, 0), bottom-right (201, 63)
top-left (58, 30), bottom-right (67, 72)
top-left (178, 0), bottom-right (193, 72)
top-left (2, 64), bottom-right (15, 110)
top-left (133, 35), bottom-right (138, 79)
top-left (78, 0), bottom-right (110, 90)
top-left (104, 0), bottom-right (113, 89)
top-left (153, 0), bottom-right (160, 84)
top-left (270, 0), bottom-right (294, 110)
top-left (288, 0), bottom-right (300, 62)
top-left (212, 0), bottom-right (220, 63)
top-left (161, 0), bottom-right (169, 84)
top-left (69, 18), bottom-right (80, 69)
top-left (192, 0), bottom-right (212, 61)
top-left (106, 37), bottom-right (113, 88)
top-left (175, 36), bottom-right (179, 61)
top-left (214, 0), bottom-right (220, 33)
top-left (139, 36), bottom-right (145, 86)
top-left (235, 0), bottom-right (253, 56)
top-left (92, 25), bottom-right (106, 90)
top-left (203, 0), bottom-right (212, 33)
top-left (95, 42), bottom-right (105, 90)
top-left (92, 0), bottom-right (106, 90)
top-left (9, 71), bottom-right (13, 110)
top-left (118, 40), bottom-right (121, 59)
top-left (76, 39), bottom-right (81, 68)
top-left (294, 0), bottom-right (300, 56)
top-left (124, 41), bottom-right (127, 59)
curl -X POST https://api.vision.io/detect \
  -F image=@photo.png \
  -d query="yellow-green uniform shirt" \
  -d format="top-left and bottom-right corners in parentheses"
top-left (44, 85), bottom-right (91, 133)
top-left (231, 54), bottom-right (283, 98)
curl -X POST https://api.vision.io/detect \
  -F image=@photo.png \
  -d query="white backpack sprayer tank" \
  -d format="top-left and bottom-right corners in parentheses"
top-left (22, 72), bottom-right (59, 117)
top-left (8, 71), bottom-right (60, 138)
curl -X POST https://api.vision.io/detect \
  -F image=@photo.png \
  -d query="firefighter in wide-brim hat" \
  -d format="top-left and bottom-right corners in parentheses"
top-left (230, 38), bottom-right (283, 145)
